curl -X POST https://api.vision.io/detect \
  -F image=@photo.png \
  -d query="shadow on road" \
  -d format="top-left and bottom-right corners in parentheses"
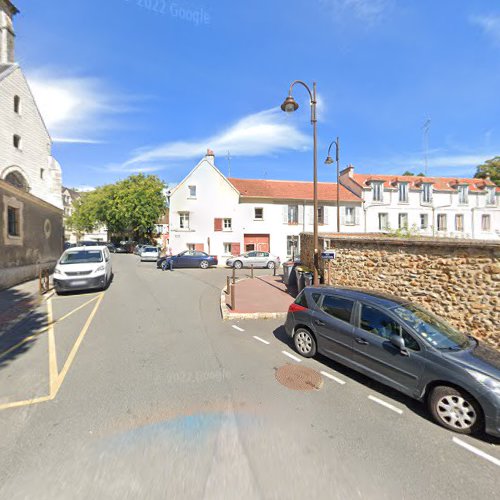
top-left (272, 325), bottom-right (500, 446)
top-left (0, 288), bottom-right (47, 371)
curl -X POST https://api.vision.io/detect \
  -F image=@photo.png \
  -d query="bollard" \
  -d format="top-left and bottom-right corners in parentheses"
top-left (232, 267), bottom-right (236, 285)
top-left (273, 265), bottom-right (276, 277)
top-left (230, 283), bottom-right (236, 310)
top-left (251, 264), bottom-right (254, 279)
top-left (226, 276), bottom-right (230, 294)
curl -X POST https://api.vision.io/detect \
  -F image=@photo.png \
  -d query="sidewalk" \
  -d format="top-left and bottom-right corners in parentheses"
top-left (222, 274), bottom-right (295, 320)
top-left (0, 278), bottom-right (47, 336)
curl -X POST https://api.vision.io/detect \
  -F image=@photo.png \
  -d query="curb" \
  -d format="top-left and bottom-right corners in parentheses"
top-left (220, 283), bottom-right (288, 321)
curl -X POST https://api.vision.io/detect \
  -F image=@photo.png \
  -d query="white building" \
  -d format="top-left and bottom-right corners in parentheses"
top-left (168, 152), bottom-right (363, 262)
top-left (0, 0), bottom-right (64, 288)
top-left (339, 166), bottom-right (499, 240)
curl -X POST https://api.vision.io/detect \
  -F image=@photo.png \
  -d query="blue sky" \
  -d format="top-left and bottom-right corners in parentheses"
top-left (14, 0), bottom-right (500, 189)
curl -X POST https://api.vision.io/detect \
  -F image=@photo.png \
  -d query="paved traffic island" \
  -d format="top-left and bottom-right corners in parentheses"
top-left (221, 274), bottom-right (294, 320)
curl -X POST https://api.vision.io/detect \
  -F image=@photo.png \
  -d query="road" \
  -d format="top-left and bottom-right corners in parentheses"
top-left (0, 254), bottom-right (498, 499)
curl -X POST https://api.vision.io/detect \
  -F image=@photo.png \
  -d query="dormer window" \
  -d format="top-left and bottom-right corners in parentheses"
top-left (458, 185), bottom-right (468, 205)
top-left (421, 183), bottom-right (432, 204)
top-left (372, 181), bottom-right (384, 202)
top-left (398, 182), bottom-right (409, 203)
top-left (14, 95), bottom-right (21, 114)
top-left (486, 186), bottom-right (496, 205)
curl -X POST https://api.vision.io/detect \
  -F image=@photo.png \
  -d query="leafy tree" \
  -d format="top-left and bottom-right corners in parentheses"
top-left (474, 157), bottom-right (500, 186)
top-left (402, 171), bottom-right (414, 176)
top-left (67, 174), bottom-right (167, 240)
top-left (417, 172), bottom-right (425, 177)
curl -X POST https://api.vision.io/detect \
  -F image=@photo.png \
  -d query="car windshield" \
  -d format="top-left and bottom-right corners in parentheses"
top-left (143, 247), bottom-right (156, 252)
top-left (60, 250), bottom-right (103, 264)
top-left (391, 304), bottom-right (470, 350)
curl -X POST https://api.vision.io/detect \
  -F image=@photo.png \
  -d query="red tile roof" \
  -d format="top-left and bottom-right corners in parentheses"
top-left (227, 178), bottom-right (361, 202)
top-left (351, 174), bottom-right (497, 193)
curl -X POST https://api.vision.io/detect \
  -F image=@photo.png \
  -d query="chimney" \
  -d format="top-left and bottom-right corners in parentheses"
top-left (340, 164), bottom-right (355, 179)
top-left (206, 148), bottom-right (215, 159)
top-left (0, 1), bottom-right (18, 64)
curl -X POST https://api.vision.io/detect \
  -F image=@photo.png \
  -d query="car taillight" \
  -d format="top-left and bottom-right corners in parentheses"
top-left (288, 303), bottom-right (307, 313)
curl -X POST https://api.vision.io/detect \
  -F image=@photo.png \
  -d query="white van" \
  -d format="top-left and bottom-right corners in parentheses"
top-left (53, 246), bottom-right (112, 294)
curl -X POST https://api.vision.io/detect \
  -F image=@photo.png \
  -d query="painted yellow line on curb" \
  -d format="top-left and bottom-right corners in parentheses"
top-left (47, 298), bottom-right (58, 396)
top-left (0, 294), bottom-right (100, 360)
top-left (0, 394), bottom-right (53, 411)
top-left (52, 293), bottom-right (104, 394)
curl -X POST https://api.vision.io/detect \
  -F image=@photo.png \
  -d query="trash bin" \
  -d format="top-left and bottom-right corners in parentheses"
top-left (282, 262), bottom-right (294, 285)
top-left (296, 270), bottom-right (305, 293)
top-left (304, 272), bottom-right (314, 287)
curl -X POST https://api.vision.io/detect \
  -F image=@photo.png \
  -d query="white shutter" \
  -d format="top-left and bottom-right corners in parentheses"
top-left (340, 208), bottom-right (346, 226)
top-left (308, 206), bottom-right (314, 225)
top-left (283, 206), bottom-right (288, 224)
top-left (299, 205), bottom-right (304, 225)
top-left (354, 207), bottom-right (361, 226)
top-left (324, 206), bottom-right (329, 225)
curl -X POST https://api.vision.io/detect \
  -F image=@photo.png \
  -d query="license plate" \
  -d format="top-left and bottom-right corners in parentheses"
top-left (71, 280), bottom-right (87, 286)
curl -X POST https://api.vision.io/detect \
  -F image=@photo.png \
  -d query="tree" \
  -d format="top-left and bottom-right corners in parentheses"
top-left (402, 171), bottom-right (415, 176)
top-left (474, 157), bottom-right (500, 186)
top-left (417, 172), bottom-right (425, 177)
top-left (67, 174), bottom-right (167, 240)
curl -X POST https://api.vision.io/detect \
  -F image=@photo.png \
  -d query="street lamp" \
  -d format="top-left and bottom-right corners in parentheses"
top-left (281, 80), bottom-right (319, 286)
top-left (325, 137), bottom-right (340, 233)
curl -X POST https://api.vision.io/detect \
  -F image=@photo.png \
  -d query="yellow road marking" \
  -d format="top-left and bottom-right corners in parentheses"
top-left (0, 295), bottom-right (100, 360)
top-left (0, 394), bottom-right (53, 411)
top-left (0, 292), bottom-right (104, 411)
top-left (52, 293), bottom-right (104, 394)
top-left (47, 298), bottom-right (58, 396)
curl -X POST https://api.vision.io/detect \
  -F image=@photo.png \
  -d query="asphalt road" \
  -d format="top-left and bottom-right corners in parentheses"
top-left (0, 255), bottom-right (498, 499)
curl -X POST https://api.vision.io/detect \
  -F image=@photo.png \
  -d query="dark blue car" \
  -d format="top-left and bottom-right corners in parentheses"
top-left (157, 250), bottom-right (218, 270)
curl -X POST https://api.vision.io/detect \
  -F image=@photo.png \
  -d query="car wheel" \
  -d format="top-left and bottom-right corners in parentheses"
top-left (267, 261), bottom-right (275, 269)
top-left (428, 386), bottom-right (483, 435)
top-left (161, 261), bottom-right (168, 271)
top-left (293, 328), bottom-right (317, 358)
top-left (200, 260), bottom-right (209, 269)
top-left (233, 260), bottom-right (243, 269)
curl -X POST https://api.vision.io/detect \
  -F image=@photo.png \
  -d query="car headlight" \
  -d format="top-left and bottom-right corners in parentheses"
top-left (54, 267), bottom-right (63, 276)
top-left (95, 265), bottom-right (105, 273)
top-left (466, 369), bottom-right (500, 396)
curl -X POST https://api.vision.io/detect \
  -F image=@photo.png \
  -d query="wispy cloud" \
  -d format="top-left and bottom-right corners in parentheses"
top-left (27, 69), bottom-right (128, 144)
top-left (471, 14), bottom-right (500, 46)
top-left (123, 108), bottom-right (310, 168)
top-left (319, 0), bottom-right (392, 23)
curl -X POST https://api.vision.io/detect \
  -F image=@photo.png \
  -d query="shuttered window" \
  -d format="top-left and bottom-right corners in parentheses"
top-left (214, 218), bottom-right (223, 231)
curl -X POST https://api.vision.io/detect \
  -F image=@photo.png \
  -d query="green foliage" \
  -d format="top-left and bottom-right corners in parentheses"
top-left (387, 224), bottom-right (421, 239)
top-left (474, 156), bottom-right (500, 186)
top-left (417, 172), bottom-right (425, 177)
top-left (67, 174), bottom-right (167, 239)
top-left (402, 171), bottom-right (415, 176)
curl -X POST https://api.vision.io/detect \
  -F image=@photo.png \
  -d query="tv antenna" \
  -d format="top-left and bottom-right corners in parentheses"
top-left (422, 118), bottom-right (431, 175)
top-left (226, 151), bottom-right (232, 177)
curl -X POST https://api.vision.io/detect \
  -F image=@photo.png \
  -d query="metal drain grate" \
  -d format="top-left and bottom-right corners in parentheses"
top-left (275, 364), bottom-right (323, 391)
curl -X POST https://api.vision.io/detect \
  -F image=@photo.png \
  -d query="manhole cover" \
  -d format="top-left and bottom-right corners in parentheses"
top-left (275, 365), bottom-right (323, 391)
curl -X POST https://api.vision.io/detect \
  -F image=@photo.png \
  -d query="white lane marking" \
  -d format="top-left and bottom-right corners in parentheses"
top-left (320, 371), bottom-right (346, 385)
top-left (282, 351), bottom-right (301, 362)
top-left (368, 395), bottom-right (403, 414)
top-left (253, 336), bottom-right (270, 345)
top-left (232, 325), bottom-right (245, 332)
top-left (452, 437), bottom-right (500, 467)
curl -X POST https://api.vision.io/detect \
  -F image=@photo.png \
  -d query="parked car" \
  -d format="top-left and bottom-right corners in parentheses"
top-left (63, 242), bottom-right (76, 251)
top-left (226, 251), bottom-right (280, 269)
top-left (78, 240), bottom-right (101, 247)
top-left (114, 245), bottom-right (128, 254)
top-left (106, 243), bottom-right (117, 253)
top-left (285, 286), bottom-right (500, 437)
top-left (140, 246), bottom-right (160, 262)
top-left (157, 250), bottom-right (218, 270)
top-left (53, 246), bottom-right (112, 294)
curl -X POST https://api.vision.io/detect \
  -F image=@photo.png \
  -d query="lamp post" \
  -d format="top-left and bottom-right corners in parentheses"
top-left (281, 81), bottom-right (319, 286)
top-left (324, 137), bottom-right (340, 233)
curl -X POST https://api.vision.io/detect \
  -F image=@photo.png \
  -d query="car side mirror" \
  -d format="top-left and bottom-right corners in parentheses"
top-left (390, 334), bottom-right (408, 356)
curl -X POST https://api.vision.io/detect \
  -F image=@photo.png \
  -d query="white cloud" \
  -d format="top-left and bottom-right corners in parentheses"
top-left (471, 14), bottom-right (500, 46)
top-left (320, 0), bottom-right (392, 22)
top-left (123, 108), bottom-right (310, 167)
top-left (27, 70), bottom-right (125, 144)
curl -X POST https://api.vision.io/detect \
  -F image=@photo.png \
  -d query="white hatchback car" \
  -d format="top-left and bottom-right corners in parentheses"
top-left (53, 246), bottom-right (112, 294)
top-left (140, 246), bottom-right (160, 262)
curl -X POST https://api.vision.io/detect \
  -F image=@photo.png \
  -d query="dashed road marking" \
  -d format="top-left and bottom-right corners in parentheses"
top-left (320, 370), bottom-right (346, 385)
top-left (253, 336), bottom-right (270, 345)
top-left (232, 325), bottom-right (245, 332)
top-left (368, 395), bottom-right (403, 414)
top-left (452, 437), bottom-right (500, 467)
top-left (282, 351), bottom-right (301, 362)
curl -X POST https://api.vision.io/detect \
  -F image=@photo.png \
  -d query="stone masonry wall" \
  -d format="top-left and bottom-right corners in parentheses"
top-left (300, 234), bottom-right (500, 350)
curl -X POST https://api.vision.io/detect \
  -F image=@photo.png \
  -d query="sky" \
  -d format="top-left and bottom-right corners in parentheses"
top-left (12, 0), bottom-right (500, 190)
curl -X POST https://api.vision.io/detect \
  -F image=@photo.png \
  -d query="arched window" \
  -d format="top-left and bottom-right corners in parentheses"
top-left (5, 171), bottom-right (29, 191)
top-left (14, 95), bottom-right (21, 114)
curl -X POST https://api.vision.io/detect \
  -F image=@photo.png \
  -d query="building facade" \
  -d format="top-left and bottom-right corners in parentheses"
top-left (340, 166), bottom-right (499, 240)
top-left (0, 1), bottom-right (64, 288)
top-left (168, 152), bottom-right (363, 261)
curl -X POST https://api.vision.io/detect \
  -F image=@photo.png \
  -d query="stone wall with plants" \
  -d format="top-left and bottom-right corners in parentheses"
top-left (300, 234), bottom-right (500, 350)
